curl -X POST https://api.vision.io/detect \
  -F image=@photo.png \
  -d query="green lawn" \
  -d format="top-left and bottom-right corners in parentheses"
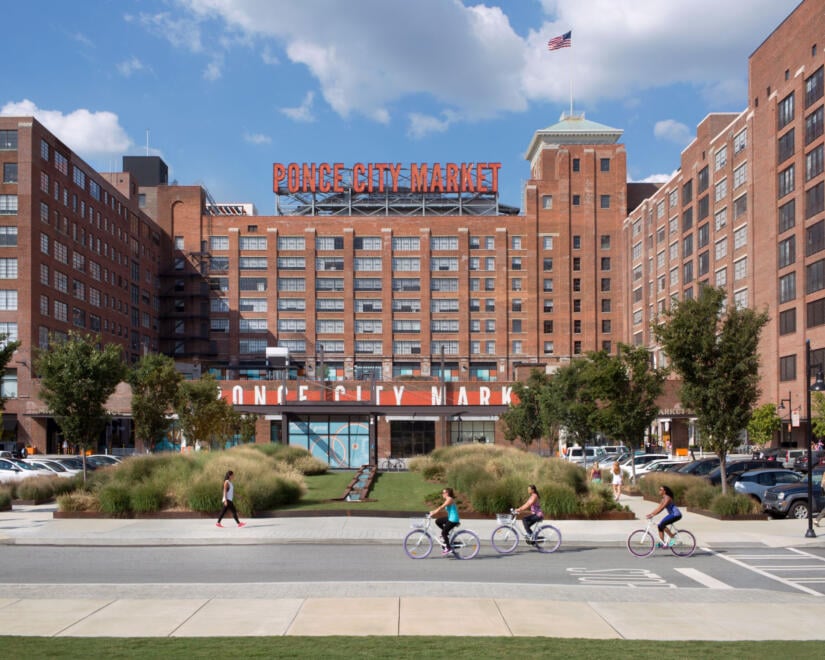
top-left (1, 636), bottom-right (820, 658)
top-left (280, 470), bottom-right (441, 512)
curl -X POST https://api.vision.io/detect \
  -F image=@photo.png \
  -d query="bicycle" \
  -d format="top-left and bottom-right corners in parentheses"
top-left (626, 516), bottom-right (696, 557)
top-left (490, 509), bottom-right (562, 554)
top-left (403, 514), bottom-right (481, 559)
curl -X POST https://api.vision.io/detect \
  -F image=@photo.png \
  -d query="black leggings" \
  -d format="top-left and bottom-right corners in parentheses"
top-left (523, 514), bottom-right (543, 536)
top-left (218, 500), bottom-right (239, 524)
top-left (435, 517), bottom-right (459, 548)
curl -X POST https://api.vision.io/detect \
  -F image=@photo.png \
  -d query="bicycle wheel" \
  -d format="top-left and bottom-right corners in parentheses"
top-left (403, 530), bottom-right (433, 559)
top-left (627, 529), bottom-right (655, 557)
top-left (532, 524), bottom-right (562, 554)
top-left (491, 525), bottom-right (519, 554)
top-left (450, 530), bottom-right (480, 559)
top-left (669, 529), bottom-right (696, 557)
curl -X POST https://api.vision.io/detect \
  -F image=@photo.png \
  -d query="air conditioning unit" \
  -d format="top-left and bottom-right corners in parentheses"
top-left (410, 347), bottom-right (421, 354)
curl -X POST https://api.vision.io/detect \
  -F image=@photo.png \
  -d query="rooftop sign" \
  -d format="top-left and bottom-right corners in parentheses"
top-left (273, 162), bottom-right (501, 195)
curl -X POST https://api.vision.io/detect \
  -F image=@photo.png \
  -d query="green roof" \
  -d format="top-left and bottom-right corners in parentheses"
top-left (525, 112), bottom-right (623, 161)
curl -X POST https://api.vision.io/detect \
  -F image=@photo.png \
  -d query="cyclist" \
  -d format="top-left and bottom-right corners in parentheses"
top-left (646, 484), bottom-right (682, 547)
top-left (515, 484), bottom-right (544, 543)
top-left (430, 487), bottom-right (460, 555)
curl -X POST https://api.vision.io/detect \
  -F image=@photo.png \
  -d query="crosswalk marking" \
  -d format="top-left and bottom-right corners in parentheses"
top-left (674, 567), bottom-right (733, 589)
top-left (703, 547), bottom-right (824, 597)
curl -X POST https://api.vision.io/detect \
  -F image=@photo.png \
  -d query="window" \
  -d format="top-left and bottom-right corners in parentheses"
top-left (210, 236), bottom-right (229, 250)
top-left (354, 236), bottom-right (381, 250)
top-left (572, 235), bottom-right (581, 249)
top-left (511, 236), bottom-right (522, 250)
top-left (734, 163), bottom-right (747, 188)
top-left (600, 158), bottom-right (610, 172)
top-left (0, 130), bottom-right (18, 150)
top-left (807, 182), bottom-right (824, 219)
top-left (714, 178), bottom-right (727, 202)
top-left (239, 277), bottom-right (267, 291)
top-left (0, 258), bottom-right (17, 279)
top-left (317, 298), bottom-right (345, 311)
top-left (316, 236), bottom-right (344, 250)
top-left (431, 236), bottom-right (458, 250)
top-left (734, 194), bottom-right (748, 219)
top-left (715, 145), bottom-right (727, 171)
top-left (572, 158), bottom-right (580, 172)
top-left (431, 278), bottom-right (458, 292)
top-left (780, 355), bottom-right (796, 382)
top-left (543, 236), bottom-right (554, 250)
top-left (0, 290), bottom-right (17, 310)
top-left (683, 261), bottom-right (693, 284)
top-left (0, 227), bottom-right (17, 247)
top-left (572, 194), bottom-right (580, 206)
top-left (697, 166), bottom-right (709, 193)
top-left (734, 258), bottom-right (747, 281)
top-left (806, 145), bottom-right (824, 181)
top-left (278, 256), bottom-right (305, 270)
top-left (779, 236), bottom-right (796, 268)
top-left (807, 259), bottom-right (825, 294)
top-left (682, 179), bottom-right (693, 204)
top-left (778, 129), bottom-right (795, 163)
top-left (431, 257), bottom-right (458, 271)
top-left (316, 257), bottom-right (344, 271)
top-left (682, 208), bottom-right (693, 231)
top-left (0, 195), bottom-right (17, 215)
top-left (734, 225), bottom-right (748, 250)
top-left (806, 106), bottom-right (824, 145)
top-left (2, 163), bottom-right (16, 183)
top-left (779, 199), bottom-right (796, 233)
top-left (715, 266), bottom-right (727, 288)
top-left (391, 278), bottom-right (419, 292)
top-left (734, 129), bottom-right (747, 154)
top-left (715, 207), bottom-right (727, 231)
top-left (239, 236), bottom-right (267, 250)
top-left (392, 257), bottom-right (420, 271)
top-left (778, 92), bottom-right (795, 129)
top-left (683, 234), bottom-right (693, 258)
top-left (778, 165), bottom-right (795, 198)
top-left (240, 257), bottom-right (267, 270)
top-left (601, 257), bottom-right (611, 271)
top-left (601, 235), bottom-right (611, 249)
top-left (392, 236), bottom-right (419, 251)
top-left (805, 66), bottom-right (823, 108)
top-left (779, 308), bottom-right (796, 335)
top-left (600, 194), bottom-right (610, 209)
top-left (278, 298), bottom-right (306, 311)
top-left (278, 236), bottom-right (305, 250)
top-left (542, 195), bottom-right (553, 209)
top-left (278, 278), bottom-right (305, 292)
top-left (780, 272), bottom-right (797, 304)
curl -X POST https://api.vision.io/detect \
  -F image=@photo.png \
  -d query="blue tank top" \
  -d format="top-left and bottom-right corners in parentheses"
top-left (446, 502), bottom-right (459, 523)
top-left (666, 500), bottom-right (680, 517)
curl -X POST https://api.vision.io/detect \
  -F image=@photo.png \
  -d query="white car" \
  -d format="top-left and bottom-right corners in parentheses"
top-left (24, 459), bottom-right (77, 479)
top-left (620, 453), bottom-right (670, 477)
top-left (10, 460), bottom-right (54, 479)
top-left (0, 458), bottom-right (26, 483)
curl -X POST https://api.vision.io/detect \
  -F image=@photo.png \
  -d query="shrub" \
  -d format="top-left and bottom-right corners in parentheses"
top-left (186, 475), bottom-right (223, 513)
top-left (98, 484), bottom-right (133, 516)
top-left (0, 486), bottom-right (11, 509)
top-left (683, 481), bottom-right (718, 510)
top-left (446, 460), bottom-right (490, 495)
top-left (580, 492), bottom-right (610, 518)
top-left (409, 456), bottom-right (445, 481)
top-left (541, 483), bottom-right (580, 517)
top-left (130, 482), bottom-right (166, 513)
top-left (16, 476), bottom-right (60, 503)
top-left (710, 492), bottom-right (761, 516)
top-left (469, 474), bottom-right (523, 515)
top-left (291, 455), bottom-right (329, 476)
top-left (57, 491), bottom-right (99, 512)
top-left (239, 474), bottom-right (304, 514)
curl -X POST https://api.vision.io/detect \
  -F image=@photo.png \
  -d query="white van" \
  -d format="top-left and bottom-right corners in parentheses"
top-left (565, 446), bottom-right (608, 464)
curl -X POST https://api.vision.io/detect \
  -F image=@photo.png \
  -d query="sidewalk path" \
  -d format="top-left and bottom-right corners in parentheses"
top-left (1, 495), bottom-right (825, 639)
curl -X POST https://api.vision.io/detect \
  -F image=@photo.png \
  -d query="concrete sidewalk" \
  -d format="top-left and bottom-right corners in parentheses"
top-left (1, 495), bottom-right (825, 639)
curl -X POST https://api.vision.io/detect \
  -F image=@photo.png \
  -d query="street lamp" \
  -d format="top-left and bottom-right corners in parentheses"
top-left (804, 340), bottom-right (825, 538)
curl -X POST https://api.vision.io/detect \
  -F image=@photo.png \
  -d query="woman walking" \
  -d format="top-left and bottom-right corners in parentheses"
top-left (611, 461), bottom-right (623, 501)
top-left (216, 470), bottom-right (246, 528)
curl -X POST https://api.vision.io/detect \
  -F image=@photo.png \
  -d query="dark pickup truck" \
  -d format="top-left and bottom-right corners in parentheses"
top-left (762, 467), bottom-right (825, 518)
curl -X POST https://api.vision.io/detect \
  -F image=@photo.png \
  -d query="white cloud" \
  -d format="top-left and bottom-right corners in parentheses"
top-left (164, 0), bottom-right (798, 123)
top-left (116, 56), bottom-right (147, 77)
top-left (70, 32), bottom-right (94, 48)
top-left (654, 119), bottom-right (692, 145)
top-left (0, 99), bottom-right (132, 159)
top-left (261, 45), bottom-right (278, 66)
top-left (280, 91), bottom-right (316, 123)
top-left (203, 54), bottom-right (224, 81)
top-left (243, 132), bottom-right (271, 145)
top-left (407, 112), bottom-right (452, 139)
top-left (633, 172), bottom-right (676, 184)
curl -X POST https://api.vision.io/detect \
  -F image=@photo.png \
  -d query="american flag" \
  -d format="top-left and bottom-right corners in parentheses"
top-left (547, 31), bottom-right (572, 51)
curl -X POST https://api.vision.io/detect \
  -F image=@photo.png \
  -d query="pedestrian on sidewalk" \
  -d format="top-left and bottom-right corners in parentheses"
top-left (216, 470), bottom-right (246, 528)
top-left (590, 462), bottom-right (602, 484)
top-left (430, 487), bottom-right (459, 555)
top-left (515, 484), bottom-right (544, 542)
top-left (611, 461), bottom-right (623, 501)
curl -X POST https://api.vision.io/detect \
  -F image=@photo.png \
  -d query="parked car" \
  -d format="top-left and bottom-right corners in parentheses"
top-left (733, 468), bottom-right (804, 503)
top-left (638, 460), bottom-right (689, 478)
top-left (601, 445), bottom-right (628, 456)
top-left (24, 459), bottom-right (77, 479)
top-left (620, 453), bottom-right (669, 477)
top-left (564, 446), bottom-right (608, 465)
top-left (54, 457), bottom-right (97, 472)
top-left (705, 459), bottom-right (774, 486)
top-left (782, 448), bottom-right (807, 469)
top-left (675, 457), bottom-right (721, 477)
top-left (792, 449), bottom-right (825, 473)
top-left (762, 467), bottom-right (825, 518)
top-left (0, 458), bottom-right (25, 483)
top-left (9, 460), bottom-right (54, 478)
top-left (88, 454), bottom-right (122, 466)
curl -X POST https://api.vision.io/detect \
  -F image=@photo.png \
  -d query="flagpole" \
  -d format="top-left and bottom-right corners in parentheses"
top-left (569, 33), bottom-right (574, 116)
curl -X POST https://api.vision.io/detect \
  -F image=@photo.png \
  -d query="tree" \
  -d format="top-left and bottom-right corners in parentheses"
top-left (542, 358), bottom-right (600, 451)
top-left (0, 333), bottom-right (21, 411)
top-left (238, 413), bottom-right (258, 445)
top-left (34, 332), bottom-right (127, 480)
top-left (587, 345), bottom-right (667, 481)
top-left (811, 391), bottom-right (825, 440)
top-left (501, 370), bottom-right (551, 451)
top-left (128, 353), bottom-right (183, 452)
top-left (654, 286), bottom-right (769, 493)
top-left (747, 403), bottom-right (782, 451)
top-left (174, 374), bottom-right (238, 450)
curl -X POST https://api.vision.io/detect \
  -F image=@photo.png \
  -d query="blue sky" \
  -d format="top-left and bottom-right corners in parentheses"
top-left (2, 0), bottom-right (802, 214)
